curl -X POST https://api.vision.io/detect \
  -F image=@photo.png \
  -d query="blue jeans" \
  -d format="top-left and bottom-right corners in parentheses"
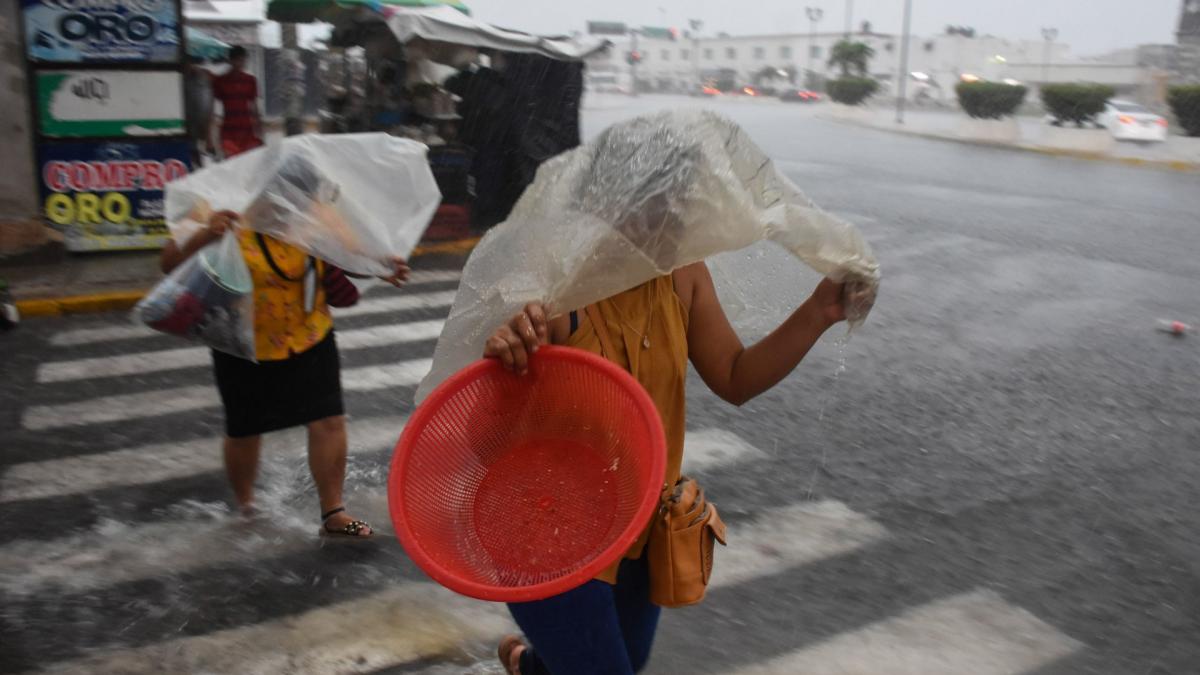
top-left (507, 557), bottom-right (661, 675)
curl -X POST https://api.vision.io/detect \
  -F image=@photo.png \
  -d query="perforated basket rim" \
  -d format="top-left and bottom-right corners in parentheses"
top-left (388, 345), bottom-right (667, 602)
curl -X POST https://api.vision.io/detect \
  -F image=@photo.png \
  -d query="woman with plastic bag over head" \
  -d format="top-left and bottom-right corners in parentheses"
top-left (158, 187), bottom-right (411, 540)
top-left (464, 112), bottom-right (878, 674)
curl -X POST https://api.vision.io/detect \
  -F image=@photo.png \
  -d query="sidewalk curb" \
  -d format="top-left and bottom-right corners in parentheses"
top-left (13, 236), bottom-right (482, 319)
top-left (823, 114), bottom-right (1200, 173)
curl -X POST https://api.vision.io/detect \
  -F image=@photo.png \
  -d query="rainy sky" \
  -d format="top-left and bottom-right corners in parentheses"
top-left (468, 0), bottom-right (1183, 57)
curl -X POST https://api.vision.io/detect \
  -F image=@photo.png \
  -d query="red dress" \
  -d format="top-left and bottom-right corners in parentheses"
top-left (212, 69), bottom-right (262, 157)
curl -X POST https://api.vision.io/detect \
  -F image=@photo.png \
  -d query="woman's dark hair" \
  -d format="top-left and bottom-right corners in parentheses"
top-left (228, 46), bottom-right (248, 61)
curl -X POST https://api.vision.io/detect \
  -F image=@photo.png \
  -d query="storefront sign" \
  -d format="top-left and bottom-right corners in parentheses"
top-left (23, 0), bottom-right (181, 64)
top-left (38, 140), bottom-right (191, 251)
top-left (36, 70), bottom-right (185, 138)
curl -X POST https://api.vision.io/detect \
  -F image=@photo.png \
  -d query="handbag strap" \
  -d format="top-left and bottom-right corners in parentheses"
top-left (255, 232), bottom-right (314, 283)
top-left (583, 304), bottom-right (617, 360)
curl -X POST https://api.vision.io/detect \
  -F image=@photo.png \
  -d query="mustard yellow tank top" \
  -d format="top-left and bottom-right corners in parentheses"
top-left (565, 275), bottom-right (690, 583)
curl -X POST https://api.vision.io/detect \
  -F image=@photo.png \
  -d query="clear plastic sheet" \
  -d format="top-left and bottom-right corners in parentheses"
top-left (134, 231), bottom-right (256, 361)
top-left (165, 134), bottom-right (441, 276)
top-left (417, 110), bottom-right (880, 402)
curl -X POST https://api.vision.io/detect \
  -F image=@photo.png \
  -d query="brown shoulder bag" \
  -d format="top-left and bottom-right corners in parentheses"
top-left (582, 305), bottom-right (728, 608)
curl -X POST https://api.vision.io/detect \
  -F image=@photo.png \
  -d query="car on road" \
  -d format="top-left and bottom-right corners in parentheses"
top-left (781, 89), bottom-right (823, 103)
top-left (1098, 100), bottom-right (1169, 143)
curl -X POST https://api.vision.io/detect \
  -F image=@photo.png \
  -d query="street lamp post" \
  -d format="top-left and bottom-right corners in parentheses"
top-left (1041, 26), bottom-right (1058, 84)
top-left (896, 0), bottom-right (913, 124)
top-left (690, 19), bottom-right (704, 89)
top-left (805, 6), bottom-right (824, 83)
top-left (844, 0), bottom-right (853, 38)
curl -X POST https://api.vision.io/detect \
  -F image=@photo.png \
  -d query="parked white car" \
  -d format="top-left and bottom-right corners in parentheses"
top-left (1097, 100), bottom-right (1169, 142)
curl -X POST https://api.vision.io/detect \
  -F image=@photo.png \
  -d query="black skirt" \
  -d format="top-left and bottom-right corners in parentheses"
top-left (211, 331), bottom-right (345, 438)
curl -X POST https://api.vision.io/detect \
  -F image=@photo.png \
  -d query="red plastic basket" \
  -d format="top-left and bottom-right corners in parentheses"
top-left (389, 346), bottom-right (666, 602)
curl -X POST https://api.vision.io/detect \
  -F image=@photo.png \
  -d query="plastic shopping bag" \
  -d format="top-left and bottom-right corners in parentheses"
top-left (164, 134), bottom-right (441, 277)
top-left (134, 231), bottom-right (257, 361)
top-left (417, 110), bottom-right (880, 402)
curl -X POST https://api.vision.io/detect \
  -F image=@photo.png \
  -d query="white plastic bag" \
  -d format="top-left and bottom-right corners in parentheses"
top-left (417, 110), bottom-right (880, 402)
top-left (134, 231), bottom-right (257, 361)
top-left (165, 134), bottom-right (441, 276)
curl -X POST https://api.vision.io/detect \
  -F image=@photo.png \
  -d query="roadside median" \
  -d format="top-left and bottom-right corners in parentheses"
top-left (821, 106), bottom-right (1200, 173)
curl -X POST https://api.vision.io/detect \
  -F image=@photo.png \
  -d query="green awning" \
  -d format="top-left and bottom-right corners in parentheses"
top-left (185, 26), bottom-right (230, 60)
top-left (267, 0), bottom-right (468, 24)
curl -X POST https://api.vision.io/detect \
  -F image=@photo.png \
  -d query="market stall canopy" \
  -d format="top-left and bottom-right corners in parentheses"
top-left (329, 5), bottom-right (608, 62)
top-left (267, 0), bottom-right (469, 24)
top-left (185, 26), bottom-right (230, 60)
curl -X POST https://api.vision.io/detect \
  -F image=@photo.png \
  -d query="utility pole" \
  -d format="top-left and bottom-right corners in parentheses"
top-left (806, 6), bottom-right (824, 83)
top-left (690, 19), bottom-right (703, 88)
top-left (895, 0), bottom-right (913, 123)
top-left (1041, 26), bottom-right (1058, 84)
top-left (844, 0), bottom-right (853, 38)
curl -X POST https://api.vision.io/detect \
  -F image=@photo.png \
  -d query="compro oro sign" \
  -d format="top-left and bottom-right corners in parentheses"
top-left (23, 0), bottom-right (181, 64)
top-left (36, 71), bottom-right (185, 138)
top-left (38, 140), bottom-right (191, 251)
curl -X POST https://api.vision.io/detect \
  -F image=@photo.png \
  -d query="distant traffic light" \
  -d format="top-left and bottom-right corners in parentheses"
top-left (626, 50), bottom-right (643, 65)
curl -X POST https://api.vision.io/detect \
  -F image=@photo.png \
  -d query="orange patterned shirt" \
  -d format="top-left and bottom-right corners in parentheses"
top-left (236, 229), bottom-right (333, 361)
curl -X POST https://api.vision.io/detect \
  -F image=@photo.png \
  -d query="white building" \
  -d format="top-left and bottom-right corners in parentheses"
top-left (589, 29), bottom-right (1144, 101)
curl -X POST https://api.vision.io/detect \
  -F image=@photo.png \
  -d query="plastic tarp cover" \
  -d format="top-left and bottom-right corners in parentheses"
top-left (417, 110), bottom-right (880, 402)
top-left (134, 231), bottom-right (256, 361)
top-left (165, 134), bottom-right (441, 277)
top-left (381, 5), bottom-right (609, 62)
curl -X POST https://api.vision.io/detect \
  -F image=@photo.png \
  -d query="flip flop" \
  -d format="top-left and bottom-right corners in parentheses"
top-left (497, 635), bottom-right (526, 675)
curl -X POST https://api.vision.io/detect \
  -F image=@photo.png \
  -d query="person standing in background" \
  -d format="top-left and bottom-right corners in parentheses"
top-left (184, 57), bottom-right (214, 166)
top-left (212, 46), bottom-right (264, 159)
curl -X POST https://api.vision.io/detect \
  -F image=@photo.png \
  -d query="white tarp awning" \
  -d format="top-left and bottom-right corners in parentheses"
top-left (380, 5), bottom-right (608, 61)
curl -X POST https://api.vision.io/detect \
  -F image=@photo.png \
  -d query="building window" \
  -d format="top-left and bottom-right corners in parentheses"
top-left (780, 45), bottom-right (793, 59)
top-left (704, 48), bottom-right (714, 59)
top-left (726, 47), bottom-right (737, 59)
top-left (754, 46), bottom-right (765, 59)
top-left (661, 49), bottom-right (670, 61)
top-left (810, 45), bottom-right (822, 58)
top-left (681, 49), bottom-right (690, 60)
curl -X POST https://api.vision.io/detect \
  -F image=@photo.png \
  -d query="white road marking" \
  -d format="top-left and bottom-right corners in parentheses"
top-left (0, 417), bottom-right (406, 594)
top-left (46, 276), bottom-right (459, 348)
top-left (38, 583), bottom-right (514, 675)
top-left (331, 289), bottom-right (457, 318)
top-left (710, 500), bottom-right (887, 589)
top-left (729, 589), bottom-right (1083, 675)
top-left (683, 428), bottom-right (766, 474)
top-left (0, 416), bottom-right (406, 504)
top-left (36, 320), bottom-right (445, 383)
top-left (21, 359), bottom-right (432, 431)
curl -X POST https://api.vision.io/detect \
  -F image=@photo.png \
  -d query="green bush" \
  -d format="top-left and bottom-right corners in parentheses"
top-left (955, 81), bottom-right (1028, 119)
top-left (1168, 85), bottom-right (1200, 137)
top-left (1041, 83), bottom-right (1115, 126)
top-left (826, 77), bottom-right (879, 106)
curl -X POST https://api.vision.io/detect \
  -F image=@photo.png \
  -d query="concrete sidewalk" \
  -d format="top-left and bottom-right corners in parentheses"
top-left (823, 105), bottom-right (1200, 171)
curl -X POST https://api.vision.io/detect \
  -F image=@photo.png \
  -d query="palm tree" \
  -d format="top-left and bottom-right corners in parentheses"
top-left (827, 40), bottom-right (875, 77)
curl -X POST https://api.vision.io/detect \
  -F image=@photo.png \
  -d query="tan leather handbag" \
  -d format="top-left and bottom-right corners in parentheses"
top-left (582, 305), bottom-right (727, 608)
top-left (646, 476), bottom-right (727, 607)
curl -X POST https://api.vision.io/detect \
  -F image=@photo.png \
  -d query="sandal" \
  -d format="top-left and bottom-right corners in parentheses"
top-left (497, 634), bottom-right (526, 675)
top-left (319, 506), bottom-right (373, 538)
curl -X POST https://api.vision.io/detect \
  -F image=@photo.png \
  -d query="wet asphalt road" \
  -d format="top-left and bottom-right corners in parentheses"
top-left (2, 97), bottom-right (1198, 674)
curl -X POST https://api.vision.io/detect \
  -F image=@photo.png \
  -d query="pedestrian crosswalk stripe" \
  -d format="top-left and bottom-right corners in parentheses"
top-left (0, 416), bottom-right (407, 504)
top-left (45, 275), bottom-right (460, 348)
top-left (330, 289), bottom-right (458, 318)
top-left (682, 428), bottom-right (766, 474)
top-left (36, 319), bottom-right (446, 383)
top-left (0, 418), bottom-right (408, 593)
top-left (20, 359), bottom-right (433, 431)
top-left (2, 425), bottom-right (756, 505)
top-left (727, 589), bottom-right (1083, 675)
top-left (38, 582), bottom-right (515, 675)
top-left (709, 500), bottom-right (887, 589)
